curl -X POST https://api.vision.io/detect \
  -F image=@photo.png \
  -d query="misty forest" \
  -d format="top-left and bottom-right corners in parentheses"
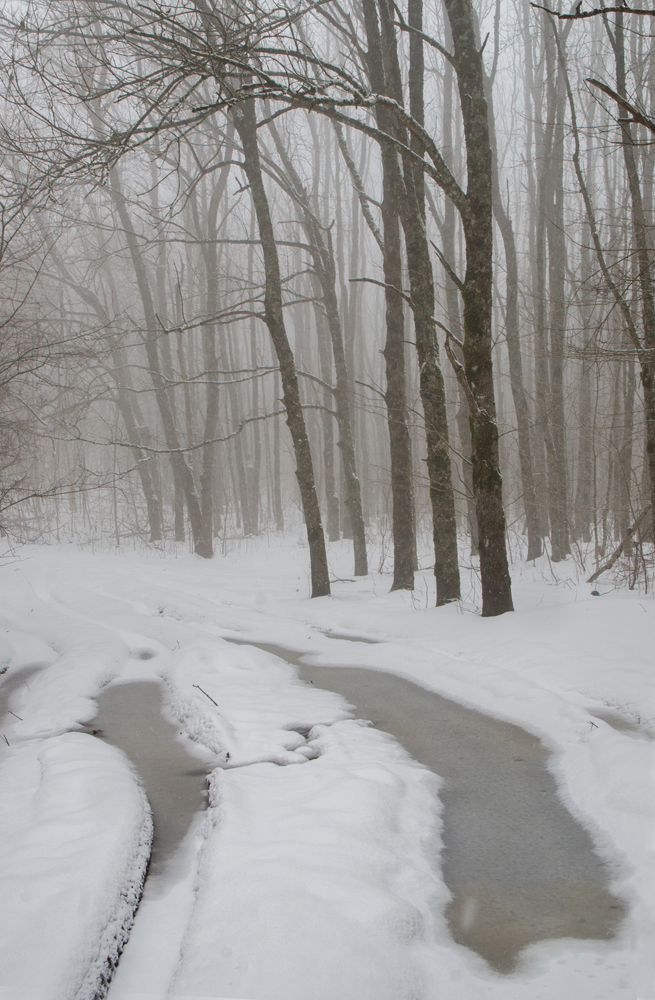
top-left (0, 2), bottom-right (653, 999)
top-left (0, 0), bottom-right (653, 609)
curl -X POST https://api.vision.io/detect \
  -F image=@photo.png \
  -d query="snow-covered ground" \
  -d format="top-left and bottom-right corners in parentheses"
top-left (0, 536), bottom-right (652, 1000)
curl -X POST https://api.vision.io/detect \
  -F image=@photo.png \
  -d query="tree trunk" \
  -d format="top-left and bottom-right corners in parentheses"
top-left (268, 120), bottom-right (368, 575)
top-left (546, 54), bottom-right (570, 560)
top-left (232, 99), bottom-right (330, 597)
top-left (334, 121), bottom-right (415, 588)
top-left (438, 58), bottom-right (479, 553)
top-left (485, 72), bottom-right (542, 561)
top-left (365, 0), bottom-right (461, 604)
top-left (443, 0), bottom-right (514, 614)
top-left (609, 11), bottom-right (655, 542)
top-left (108, 168), bottom-right (203, 550)
top-left (313, 299), bottom-right (341, 542)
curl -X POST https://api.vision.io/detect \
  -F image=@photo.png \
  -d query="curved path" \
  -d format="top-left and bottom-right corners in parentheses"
top-left (231, 639), bottom-right (625, 973)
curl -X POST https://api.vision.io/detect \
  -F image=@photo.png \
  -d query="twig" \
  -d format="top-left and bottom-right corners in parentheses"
top-left (444, 330), bottom-right (494, 425)
top-left (532, 2), bottom-right (655, 18)
top-left (430, 240), bottom-right (464, 290)
top-left (193, 684), bottom-right (219, 707)
top-left (587, 78), bottom-right (655, 136)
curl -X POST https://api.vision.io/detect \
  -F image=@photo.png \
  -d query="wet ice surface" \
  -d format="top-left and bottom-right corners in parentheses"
top-left (228, 639), bottom-right (626, 974)
top-left (88, 681), bottom-right (212, 875)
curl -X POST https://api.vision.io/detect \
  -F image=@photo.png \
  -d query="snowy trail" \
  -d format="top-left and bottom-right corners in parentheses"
top-left (0, 544), bottom-right (652, 1000)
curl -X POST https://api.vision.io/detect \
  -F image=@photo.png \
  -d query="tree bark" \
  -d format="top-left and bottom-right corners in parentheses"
top-left (442, 0), bottom-right (514, 614)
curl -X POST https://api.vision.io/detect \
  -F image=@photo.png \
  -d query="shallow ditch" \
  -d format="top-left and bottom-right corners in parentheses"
top-left (226, 638), bottom-right (626, 973)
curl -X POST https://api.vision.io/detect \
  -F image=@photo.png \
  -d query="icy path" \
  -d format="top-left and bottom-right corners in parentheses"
top-left (229, 640), bottom-right (624, 971)
top-left (0, 542), bottom-right (652, 1000)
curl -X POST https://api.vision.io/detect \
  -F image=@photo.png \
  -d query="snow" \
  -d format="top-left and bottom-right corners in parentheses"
top-left (0, 538), bottom-right (653, 1000)
top-left (169, 721), bottom-right (442, 1000)
top-left (0, 734), bottom-right (152, 1000)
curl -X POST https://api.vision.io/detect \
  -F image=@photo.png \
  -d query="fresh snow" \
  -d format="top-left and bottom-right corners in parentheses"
top-left (0, 538), bottom-right (653, 1000)
top-left (0, 733), bottom-right (152, 1000)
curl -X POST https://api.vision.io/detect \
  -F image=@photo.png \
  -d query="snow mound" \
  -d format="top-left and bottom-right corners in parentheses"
top-left (0, 733), bottom-right (152, 1000)
top-left (162, 639), bottom-right (349, 766)
top-left (157, 640), bottom-right (445, 1000)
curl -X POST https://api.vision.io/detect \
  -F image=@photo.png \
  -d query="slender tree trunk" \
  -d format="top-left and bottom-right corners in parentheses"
top-left (382, 202), bottom-right (417, 590)
top-left (575, 355), bottom-right (593, 542)
top-left (273, 370), bottom-right (284, 531)
top-left (268, 120), bottom-right (367, 575)
top-left (197, 163), bottom-right (230, 558)
top-left (546, 52), bottom-right (570, 560)
top-left (334, 122), bottom-right (415, 588)
top-left (485, 73), bottom-right (542, 560)
top-left (438, 59), bottom-right (479, 553)
top-left (312, 299), bottom-right (341, 541)
top-left (232, 99), bottom-right (330, 596)
top-left (108, 168), bottom-right (203, 549)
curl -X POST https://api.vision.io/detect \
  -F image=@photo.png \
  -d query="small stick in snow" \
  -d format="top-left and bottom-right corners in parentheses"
top-left (193, 684), bottom-right (219, 708)
top-left (8, 710), bottom-right (22, 721)
top-left (2, 734), bottom-right (9, 746)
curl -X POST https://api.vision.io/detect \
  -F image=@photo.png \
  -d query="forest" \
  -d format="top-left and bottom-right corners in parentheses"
top-left (0, 3), bottom-right (654, 998)
top-left (0, 0), bottom-right (653, 614)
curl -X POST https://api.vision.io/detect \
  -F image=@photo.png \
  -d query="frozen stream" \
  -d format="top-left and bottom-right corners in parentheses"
top-left (89, 681), bottom-right (211, 875)
top-left (228, 639), bottom-right (626, 973)
top-left (81, 640), bottom-right (625, 982)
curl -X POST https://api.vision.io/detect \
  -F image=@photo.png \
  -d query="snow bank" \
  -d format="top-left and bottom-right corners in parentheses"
top-left (158, 640), bottom-right (444, 1000)
top-left (0, 733), bottom-right (152, 1000)
top-left (162, 639), bottom-right (348, 764)
top-left (170, 721), bottom-right (443, 1000)
top-left (1, 544), bottom-right (652, 999)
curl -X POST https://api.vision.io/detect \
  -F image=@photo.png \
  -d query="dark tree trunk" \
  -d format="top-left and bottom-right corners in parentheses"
top-left (443, 0), bottom-right (514, 614)
top-left (365, 0), bottom-right (461, 604)
top-left (273, 371), bottom-right (284, 531)
top-left (608, 12), bottom-right (655, 543)
top-left (382, 203), bottom-right (417, 591)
